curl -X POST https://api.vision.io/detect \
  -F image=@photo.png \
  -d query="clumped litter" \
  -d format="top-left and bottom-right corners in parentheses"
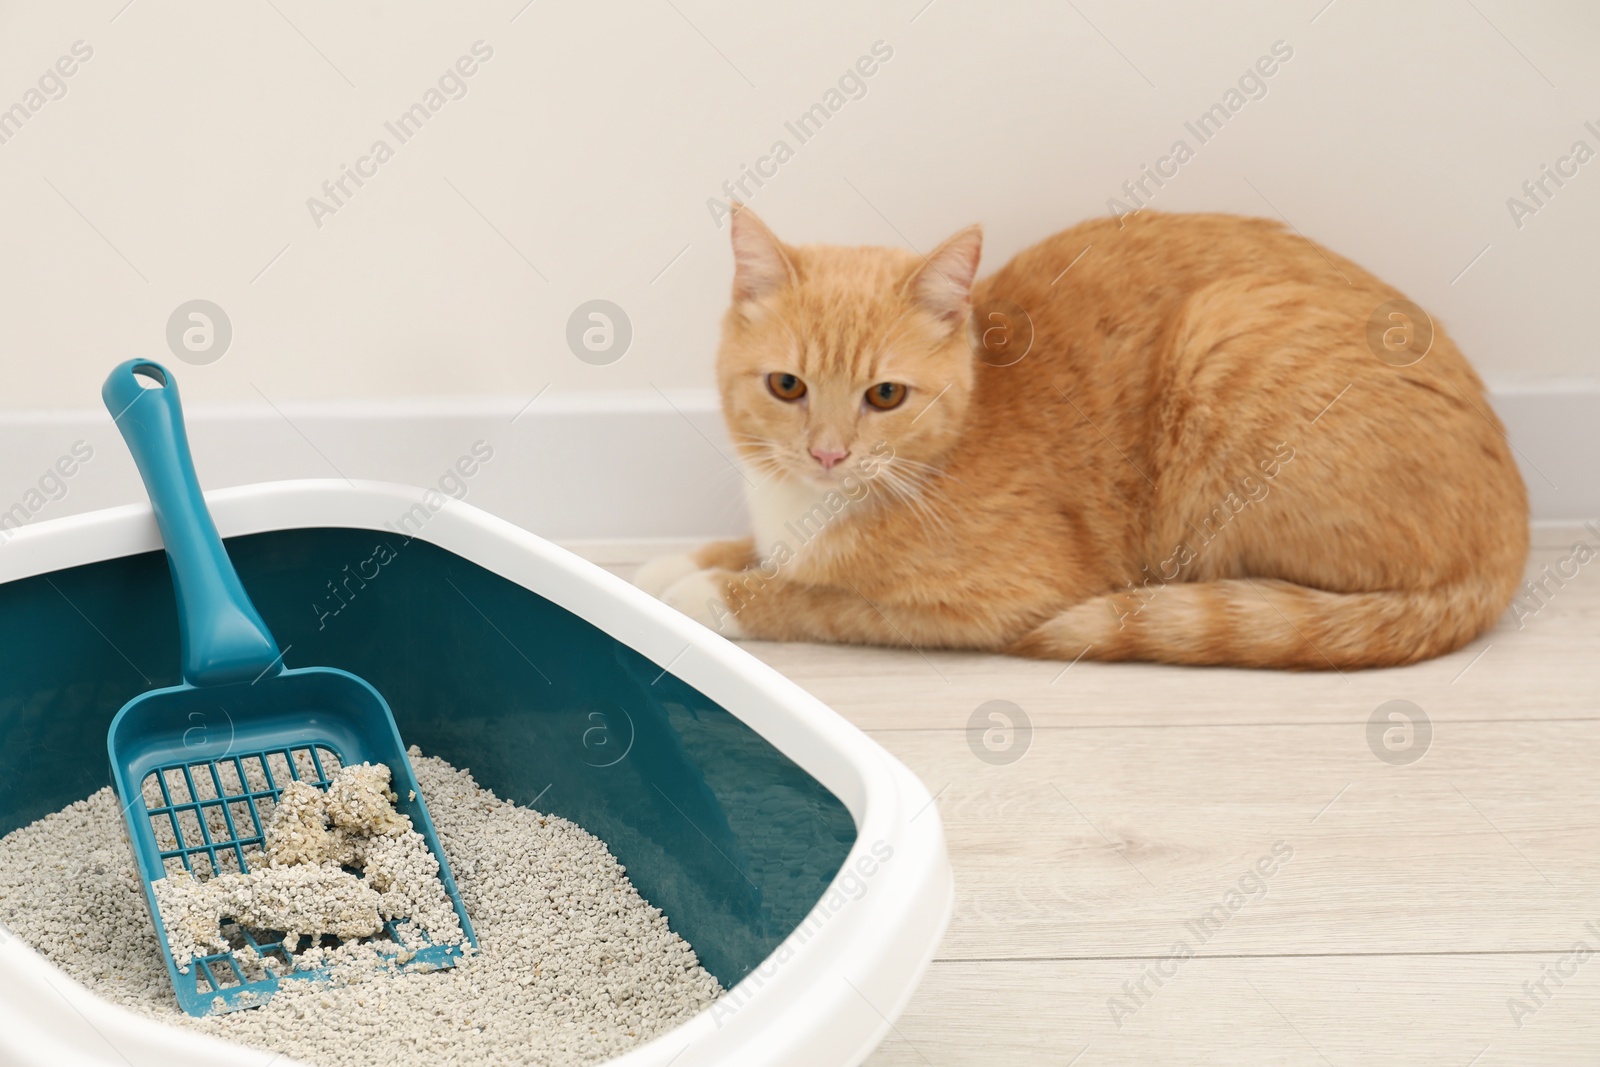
top-left (0, 749), bottom-right (724, 1067)
top-left (151, 760), bottom-right (464, 978)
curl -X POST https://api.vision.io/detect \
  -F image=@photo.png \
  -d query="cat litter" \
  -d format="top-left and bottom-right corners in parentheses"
top-left (0, 749), bottom-right (723, 1067)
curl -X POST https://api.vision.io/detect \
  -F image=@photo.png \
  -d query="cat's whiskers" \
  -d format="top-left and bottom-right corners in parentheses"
top-left (872, 458), bottom-right (955, 542)
top-left (879, 481), bottom-right (949, 545)
top-left (726, 434), bottom-right (791, 486)
top-left (900, 465), bottom-right (958, 536)
top-left (884, 455), bottom-right (956, 484)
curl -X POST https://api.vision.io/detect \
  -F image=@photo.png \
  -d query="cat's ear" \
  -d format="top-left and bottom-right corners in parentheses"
top-left (909, 224), bottom-right (983, 327)
top-left (730, 205), bottom-right (796, 303)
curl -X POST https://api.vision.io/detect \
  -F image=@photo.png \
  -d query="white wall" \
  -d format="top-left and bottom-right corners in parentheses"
top-left (0, 1), bottom-right (1596, 533)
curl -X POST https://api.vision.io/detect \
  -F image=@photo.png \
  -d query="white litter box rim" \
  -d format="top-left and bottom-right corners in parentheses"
top-left (0, 480), bottom-right (953, 1067)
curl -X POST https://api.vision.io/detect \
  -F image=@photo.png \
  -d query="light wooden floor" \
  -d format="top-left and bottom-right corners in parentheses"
top-left (577, 526), bottom-right (1600, 1067)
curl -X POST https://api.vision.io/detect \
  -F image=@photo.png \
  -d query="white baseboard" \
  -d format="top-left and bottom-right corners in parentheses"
top-left (1485, 387), bottom-right (1600, 524)
top-left (1, 386), bottom-right (1593, 544)
top-left (0, 391), bottom-right (744, 544)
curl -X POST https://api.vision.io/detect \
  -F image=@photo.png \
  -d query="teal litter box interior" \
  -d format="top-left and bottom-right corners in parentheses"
top-left (0, 527), bottom-right (858, 988)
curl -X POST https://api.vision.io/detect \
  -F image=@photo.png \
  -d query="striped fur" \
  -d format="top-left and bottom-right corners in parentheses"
top-left (640, 209), bottom-right (1529, 670)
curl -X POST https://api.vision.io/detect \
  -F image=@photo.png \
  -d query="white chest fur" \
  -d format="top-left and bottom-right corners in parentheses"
top-left (747, 474), bottom-right (823, 560)
top-left (744, 469), bottom-right (866, 573)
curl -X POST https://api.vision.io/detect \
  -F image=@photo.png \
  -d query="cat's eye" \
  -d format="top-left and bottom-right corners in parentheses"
top-left (865, 382), bottom-right (908, 411)
top-left (767, 372), bottom-right (807, 401)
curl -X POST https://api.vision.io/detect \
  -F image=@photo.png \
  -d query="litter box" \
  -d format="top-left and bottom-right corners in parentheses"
top-left (0, 480), bottom-right (953, 1067)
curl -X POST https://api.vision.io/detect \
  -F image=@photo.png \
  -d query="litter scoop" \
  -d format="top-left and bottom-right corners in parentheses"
top-left (102, 359), bottom-right (475, 1016)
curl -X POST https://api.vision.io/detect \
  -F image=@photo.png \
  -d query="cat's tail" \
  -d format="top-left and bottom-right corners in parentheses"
top-left (1008, 575), bottom-right (1512, 670)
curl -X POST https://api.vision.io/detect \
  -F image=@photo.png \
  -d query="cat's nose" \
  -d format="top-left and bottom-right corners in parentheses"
top-left (809, 447), bottom-right (850, 470)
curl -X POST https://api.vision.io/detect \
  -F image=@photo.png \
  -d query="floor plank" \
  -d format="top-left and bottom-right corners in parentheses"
top-left (869, 722), bottom-right (1600, 958)
top-left (864, 956), bottom-right (1600, 1066)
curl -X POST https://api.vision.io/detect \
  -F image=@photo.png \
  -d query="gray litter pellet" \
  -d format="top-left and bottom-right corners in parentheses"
top-left (0, 751), bottom-right (724, 1066)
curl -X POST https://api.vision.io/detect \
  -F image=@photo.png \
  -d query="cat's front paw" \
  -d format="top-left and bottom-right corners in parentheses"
top-left (633, 553), bottom-right (700, 597)
top-left (661, 569), bottom-right (746, 638)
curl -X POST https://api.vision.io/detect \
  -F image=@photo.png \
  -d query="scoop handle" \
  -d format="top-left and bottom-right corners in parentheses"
top-left (103, 360), bottom-right (284, 687)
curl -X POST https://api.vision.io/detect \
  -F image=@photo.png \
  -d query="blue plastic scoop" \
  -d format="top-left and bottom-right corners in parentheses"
top-left (102, 359), bottom-right (475, 1016)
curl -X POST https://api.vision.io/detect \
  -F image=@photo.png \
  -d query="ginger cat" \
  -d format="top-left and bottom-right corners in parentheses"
top-left (635, 208), bottom-right (1528, 669)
